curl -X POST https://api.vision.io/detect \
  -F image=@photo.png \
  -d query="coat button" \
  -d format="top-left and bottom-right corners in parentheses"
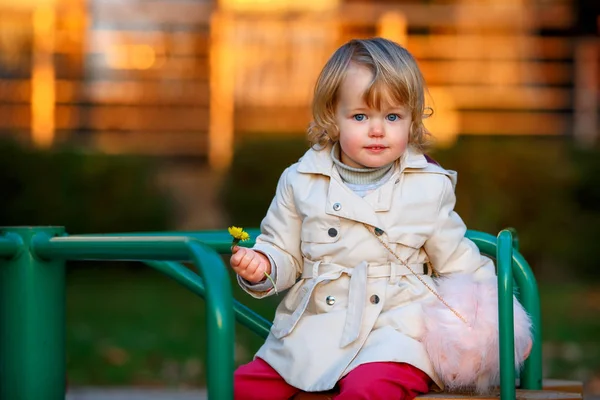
top-left (328, 228), bottom-right (338, 237)
top-left (374, 227), bottom-right (384, 236)
top-left (333, 202), bottom-right (342, 211)
top-left (370, 294), bottom-right (380, 304)
top-left (326, 295), bottom-right (336, 305)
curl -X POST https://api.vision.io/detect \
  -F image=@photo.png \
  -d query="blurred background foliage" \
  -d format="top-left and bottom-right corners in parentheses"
top-left (0, 138), bottom-right (171, 235)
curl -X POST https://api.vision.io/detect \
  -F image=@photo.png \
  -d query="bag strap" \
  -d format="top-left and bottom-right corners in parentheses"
top-left (363, 223), bottom-right (469, 325)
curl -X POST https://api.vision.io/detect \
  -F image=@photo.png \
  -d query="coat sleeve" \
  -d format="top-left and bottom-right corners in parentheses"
top-left (238, 166), bottom-right (303, 298)
top-left (423, 175), bottom-right (496, 281)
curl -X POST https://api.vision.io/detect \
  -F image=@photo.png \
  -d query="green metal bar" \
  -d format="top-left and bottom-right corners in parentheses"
top-left (466, 230), bottom-right (542, 390)
top-left (0, 232), bottom-right (23, 258)
top-left (186, 241), bottom-right (234, 400)
top-left (31, 233), bottom-right (235, 400)
top-left (146, 261), bottom-right (271, 339)
top-left (0, 227), bottom-right (66, 400)
top-left (78, 228), bottom-right (260, 254)
top-left (497, 230), bottom-right (516, 400)
top-left (32, 234), bottom-right (193, 260)
top-left (76, 229), bottom-right (262, 255)
top-left (511, 251), bottom-right (542, 390)
top-left (506, 227), bottom-right (520, 251)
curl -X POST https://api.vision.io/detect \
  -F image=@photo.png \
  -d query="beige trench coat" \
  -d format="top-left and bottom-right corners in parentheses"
top-left (239, 145), bottom-right (496, 392)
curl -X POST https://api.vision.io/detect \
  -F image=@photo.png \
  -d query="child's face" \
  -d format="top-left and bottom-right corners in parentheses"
top-left (334, 63), bottom-right (412, 169)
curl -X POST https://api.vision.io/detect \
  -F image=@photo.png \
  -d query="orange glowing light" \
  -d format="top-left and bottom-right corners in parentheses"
top-left (31, 5), bottom-right (55, 148)
top-left (106, 44), bottom-right (157, 70)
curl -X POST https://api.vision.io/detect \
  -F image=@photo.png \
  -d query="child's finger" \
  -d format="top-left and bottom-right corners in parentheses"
top-left (230, 247), bottom-right (247, 266)
top-left (246, 257), bottom-right (261, 276)
top-left (240, 249), bottom-right (256, 267)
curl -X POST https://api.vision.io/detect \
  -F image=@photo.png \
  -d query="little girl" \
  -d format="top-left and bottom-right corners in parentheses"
top-left (230, 38), bottom-right (530, 400)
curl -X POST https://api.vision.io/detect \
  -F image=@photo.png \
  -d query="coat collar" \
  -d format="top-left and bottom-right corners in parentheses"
top-left (296, 144), bottom-right (429, 176)
top-left (296, 144), bottom-right (430, 227)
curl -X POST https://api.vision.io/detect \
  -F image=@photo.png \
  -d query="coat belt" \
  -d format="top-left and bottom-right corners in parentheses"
top-left (270, 259), bottom-right (426, 348)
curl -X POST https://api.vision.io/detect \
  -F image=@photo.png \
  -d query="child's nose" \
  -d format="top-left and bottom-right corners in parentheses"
top-left (369, 121), bottom-right (384, 137)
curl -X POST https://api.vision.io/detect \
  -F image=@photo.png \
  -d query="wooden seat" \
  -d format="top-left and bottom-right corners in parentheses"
top-left (541, 380), bottom-right (584, 395)
top-left (417, 389), bottom-right (582, 399)
top-left (293, 389), bottom-right (583, 400)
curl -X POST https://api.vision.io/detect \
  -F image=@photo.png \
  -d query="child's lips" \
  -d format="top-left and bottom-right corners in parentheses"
top-left (365, 145), bottom-right (388, 152)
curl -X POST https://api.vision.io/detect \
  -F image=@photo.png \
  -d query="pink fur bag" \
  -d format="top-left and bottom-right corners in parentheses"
top-left (421, 274), bottom-right (533, 394)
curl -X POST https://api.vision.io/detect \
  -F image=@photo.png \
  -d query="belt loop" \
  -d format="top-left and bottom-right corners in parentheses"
top-left (389, 262), bottom-right (398, 284)
top-left (312, 259), bottom-right (321, 278)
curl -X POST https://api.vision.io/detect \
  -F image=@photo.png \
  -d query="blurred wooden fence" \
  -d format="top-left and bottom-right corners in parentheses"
top-left (0, 0), bottom-right (597, 166)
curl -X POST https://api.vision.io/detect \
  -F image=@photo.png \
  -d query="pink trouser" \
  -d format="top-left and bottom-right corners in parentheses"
top-left (234, 357), bottom-right (432, 400)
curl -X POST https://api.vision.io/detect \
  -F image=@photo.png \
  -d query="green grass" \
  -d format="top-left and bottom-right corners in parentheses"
top-left (538, 284), bottom-right (600, 381)
top-left (66, 266), bottom-right (600, 387)
top-left (66, 263), bottom-right (278, 387)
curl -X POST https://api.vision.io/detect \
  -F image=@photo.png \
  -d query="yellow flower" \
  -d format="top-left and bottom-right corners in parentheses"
top-left (228, 226), bottom-right (250, 242)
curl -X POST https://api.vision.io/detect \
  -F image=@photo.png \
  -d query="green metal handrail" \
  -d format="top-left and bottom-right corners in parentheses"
top-left (0, 227), bottom-right (235, 400)
top-left (497, 230), bottom-right (517, 400)
top-left (467, 229), bottom-right (542, 393)
top-left (0, 226), bottom-right (542, 400)
top-left (0, 232), bottom-right (22, 258)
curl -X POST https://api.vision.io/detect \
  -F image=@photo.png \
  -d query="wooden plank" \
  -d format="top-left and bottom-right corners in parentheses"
top-left (235, 106), bottom-right (311, 134)
top-left (420, 61), bottom-right (572, 85)
top-left (541, 380), bottom-right (583, 394)
top-left (0, 79), bottom-right (210, 105)
top-left (417, 390), bottom-right (581, 399)
top-left (339, 3), bottom-right (574, 29)
top-left (90, 0), bottom-right (213, 26)
top-left (294, 389), bottom-right (581, 400)
top-left (86, 2), bottom-right (574, 29)
top-left (84, 55), bottom-right (209, 80)
top-left (0, 80), bottom-right (570, 110)
top-left (58, 80), bottom-right (209, 105)
top-left (439, 86), bottom-right (572, 110)
top-left (85, 30), bottom-right (210, 57)
top-left (84, 31), bottom-right (572, 62)
top-left (91, 130), bottom-right (208, 156)
top-left (460, 112), bottom-right (569, 136)
top-left (0, 80), bottom-right (30, 102)
top-left (0, 105), bottom-right (30, 129)
top-left (55, 105), bottom-right (209, 131)
top-left (408, 35), bottom-right (572, 61)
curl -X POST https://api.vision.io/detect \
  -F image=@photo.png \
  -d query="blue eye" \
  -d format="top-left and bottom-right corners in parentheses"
top-left (353, 114), bottom-right (366, 122)
top-left (386, 114), bottom-right (400, 121)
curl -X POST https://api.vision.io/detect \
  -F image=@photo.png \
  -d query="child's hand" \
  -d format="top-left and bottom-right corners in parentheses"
top-left (230, 247), bottom-right (272, 284)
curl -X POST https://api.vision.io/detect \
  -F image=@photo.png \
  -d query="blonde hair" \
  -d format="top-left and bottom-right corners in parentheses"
top-left (308, 37), bottom-right (432, 151)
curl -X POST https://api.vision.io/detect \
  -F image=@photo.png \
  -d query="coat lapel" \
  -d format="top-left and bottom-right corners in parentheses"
top-left (325, 172), bottom-right (382, 228)
top-left (296, 144), bottom-right (430, 227)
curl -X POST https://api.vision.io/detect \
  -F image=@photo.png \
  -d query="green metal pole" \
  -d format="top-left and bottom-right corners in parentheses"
top-left (506, 227), bottom-right (520, 251)
top-left (511, 252), bottom-right (542, 390)
top-left (497, 230), bottom-right (516, 400)
top-left (0, 227), bottom-right (66, 400)
top-left (466, 230), bottom-right (542, 390)
top-left (85, 229), bottom-right (262, 255)
top-left (187, 242), bottom-right (234, 400)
